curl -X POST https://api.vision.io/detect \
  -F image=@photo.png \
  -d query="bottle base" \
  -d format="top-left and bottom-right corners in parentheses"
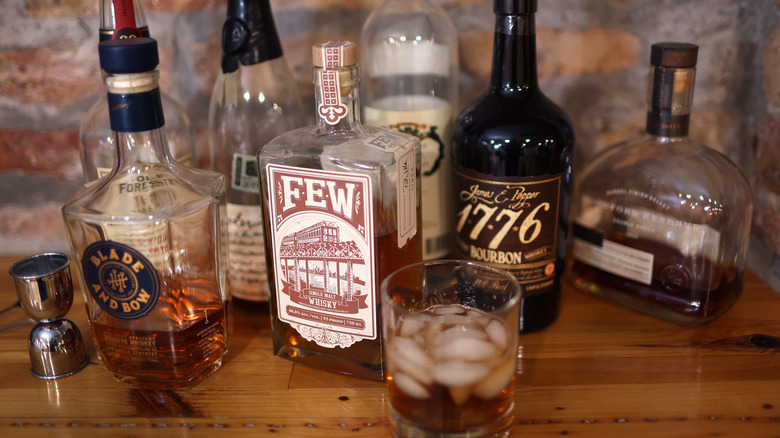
top-left (567, 261), bottom-right (743, 327)
top-left (104, 357), bottom-right (225, 389)
top-left (389, 402), bottom-right (513, 438)
top-left (518, 287), bottom-right (560, 334)
top-left (274, 344), bottom-right (384, 381)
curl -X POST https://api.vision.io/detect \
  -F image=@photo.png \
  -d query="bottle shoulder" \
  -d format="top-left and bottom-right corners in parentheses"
top-left (456, 90), bottom-right (574, 149)
top-left (577, 136), bottom-right (752, 211)
top-left (259, 125), bottom-right (419, 172)
top-left (64, 164), bottom-right (225, 217)
top-left (584, 135), bottom-right (749, 182)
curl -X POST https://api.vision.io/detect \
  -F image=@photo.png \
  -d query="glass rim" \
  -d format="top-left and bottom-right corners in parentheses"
top-left (9, 252), bottom-right (71, 279)
top-left (380, 259), bottom-right (522, 313)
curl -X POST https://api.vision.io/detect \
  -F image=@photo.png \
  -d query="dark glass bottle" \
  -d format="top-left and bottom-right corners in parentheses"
top-left (451, 0), bottom-right (574, 333)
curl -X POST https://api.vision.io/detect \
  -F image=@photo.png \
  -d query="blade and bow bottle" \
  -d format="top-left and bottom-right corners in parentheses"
top-left (208, 0), bottom-right (306, 311)
top-left (257, 41), bottom-right (422, 380)
top-left (452, 0), bottom-right (575, 333)
top-left (63, 37), bottom-right (229, 388)
top-left (566, 43), bottom-right (752, 326)
top-left (80, 0), bottom-right (196, 181)
top-left (360, 0), bottom-right (458, 260)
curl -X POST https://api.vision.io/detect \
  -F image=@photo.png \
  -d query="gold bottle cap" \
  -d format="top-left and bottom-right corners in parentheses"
top-left (312, 41), bottom-right (357, 68)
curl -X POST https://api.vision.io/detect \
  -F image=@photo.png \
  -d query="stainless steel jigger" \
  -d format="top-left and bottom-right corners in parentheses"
top-left (9, 253), bottom-right (88, 379)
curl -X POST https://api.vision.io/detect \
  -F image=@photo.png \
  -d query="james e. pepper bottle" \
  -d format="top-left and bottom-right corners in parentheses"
top-left (63, 38), bottom-right (229, 388)
top-left (566, 42), bottom-right (752, 326)
top-left (208, 0), bottom-right (306, 309)
top-left (452, 0), bottom-right (574, 333)
top-left (257, 41), bottom-right (422, 380)
top-left (80, 0), bottom-right (195, 181)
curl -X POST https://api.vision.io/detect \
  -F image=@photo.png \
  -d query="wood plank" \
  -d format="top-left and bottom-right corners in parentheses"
top-left (0, 255), bottom-right (778, 437)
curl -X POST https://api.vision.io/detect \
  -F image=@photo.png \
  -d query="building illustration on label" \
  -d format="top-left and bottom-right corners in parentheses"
top-left (279, 221), bottom-right (368, 319)
top-left (266, 164), bottom-right (376, 349)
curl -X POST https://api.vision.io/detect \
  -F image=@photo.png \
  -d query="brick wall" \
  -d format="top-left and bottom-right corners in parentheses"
top-left (1, 0), bottom-right (779, 286)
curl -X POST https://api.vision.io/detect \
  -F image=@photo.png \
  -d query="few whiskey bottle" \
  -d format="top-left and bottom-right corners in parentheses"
top-left (208, 0), bottom-right (306, 310)
top-left (566, 42), bottom-right (753, 326)
top-left (80, 0), bottom-right (196, 181)
top-left (257, 41), bottom-right (422, 380)
top-left (63, 37), bottom-right (229, 388)
top-left (360, 0), bottom-right (458, 260)
top-left (452, 0), bottom-right (575, 333)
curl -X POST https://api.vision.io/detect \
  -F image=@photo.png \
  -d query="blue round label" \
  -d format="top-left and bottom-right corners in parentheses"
top-left (82, 241), bottom-right (160, 320)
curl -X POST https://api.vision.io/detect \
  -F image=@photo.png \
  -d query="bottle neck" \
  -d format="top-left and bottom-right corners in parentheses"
top-left (313, 64), bottom-right (362, 135)
top-left (100, 0), bottom-right (149, 41)
top-left (104, 70), bottom-right (170, 166)
top-left (221, 0), bottom-right (283, 73)
top-left (490, 12), bottom-right (538, 93)
top-left (645, 65), bottom-right (695, 138)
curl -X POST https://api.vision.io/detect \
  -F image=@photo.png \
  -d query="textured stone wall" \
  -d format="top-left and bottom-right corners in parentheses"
top-left (1, 0), bottom-right (779, 286)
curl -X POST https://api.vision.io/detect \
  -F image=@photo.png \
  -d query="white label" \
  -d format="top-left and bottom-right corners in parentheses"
top-left (365, 95), bottom-right (452, 258)
top-left (572, 235), bottom-right (654, 285)
top-left (231, 153), bottom-right (260, 194)
top-left (227, 203), bottom-right (268, 301)
top-left (265, 164), bottom-right (377, 347)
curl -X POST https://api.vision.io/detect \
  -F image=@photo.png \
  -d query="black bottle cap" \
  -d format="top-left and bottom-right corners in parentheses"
top-left (221, 0), bottom-right (283, 73)
top-left (494, 0), bottom-right (537, 14)
top-left (650, 42), bottom-right (698, 68)
top-left (99, 37), bottom-right (159, 74)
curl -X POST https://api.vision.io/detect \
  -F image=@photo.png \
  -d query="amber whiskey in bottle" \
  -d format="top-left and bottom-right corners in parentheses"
top-left (257, 41), bottom-right (422, 380)
top-left (452, 0), bottom-right (574, 333)
top-left (63, 38), bottom-right (229, 388)
top-left (566, 42), bottom-right (752, 326)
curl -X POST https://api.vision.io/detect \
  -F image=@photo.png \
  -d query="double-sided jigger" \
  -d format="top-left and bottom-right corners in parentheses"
top-left (9, 253), bottom-right (88, 379)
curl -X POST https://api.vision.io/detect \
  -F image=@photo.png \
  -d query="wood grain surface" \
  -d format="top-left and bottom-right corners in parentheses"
top-left (0, 254), bottom-right (779, 437)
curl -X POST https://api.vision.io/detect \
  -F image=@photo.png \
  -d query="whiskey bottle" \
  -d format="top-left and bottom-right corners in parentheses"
top-left (80, 0), bottom-right (196, 181)
top-left (257, 41), bottom-right (422, 380)
top-left (566, 42), bottom-right (753, 326)
top-left (63, 37), bottom-right (229, 388)
top-left (360, 0), bottom-right (458, 260)
top-left (452, 0), bottom-right (574, 333)
top-left (208, 0), bottom-right (306, 310)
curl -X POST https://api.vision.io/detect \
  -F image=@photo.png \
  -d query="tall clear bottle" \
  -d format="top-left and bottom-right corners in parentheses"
top-left (452, 0), bottom-right (574, 333)
top-left (208, 0), bottom-right (306, 311)
top-left (360, 0), bottom-right (458, 260)
top-left (80, 0), bottom-right (196, 181)
top-left (566, 42), bottom-right (752, 326)
top-left (257, 41), bottom-right (422, 380)
top-left (63, 38), bottom-right (229, 388)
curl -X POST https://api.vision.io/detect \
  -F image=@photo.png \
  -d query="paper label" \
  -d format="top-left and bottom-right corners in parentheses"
top-left (453, 168), bottom-right (562, 296)
top-left (227, 203), bottom-right (268, 301)
top-left (265, 164), bottom-right (377, 347)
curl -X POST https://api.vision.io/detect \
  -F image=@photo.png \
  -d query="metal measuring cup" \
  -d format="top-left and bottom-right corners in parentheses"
top-left (9, 253), bottom-right (88, 379)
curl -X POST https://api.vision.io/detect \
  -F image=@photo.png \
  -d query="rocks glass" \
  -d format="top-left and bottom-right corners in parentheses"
top-left (381, 260), bottom-right (521, 437)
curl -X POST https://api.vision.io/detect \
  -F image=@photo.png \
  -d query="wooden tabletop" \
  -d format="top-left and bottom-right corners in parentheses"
top-left (0, 254), bottom-right (779, 437)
